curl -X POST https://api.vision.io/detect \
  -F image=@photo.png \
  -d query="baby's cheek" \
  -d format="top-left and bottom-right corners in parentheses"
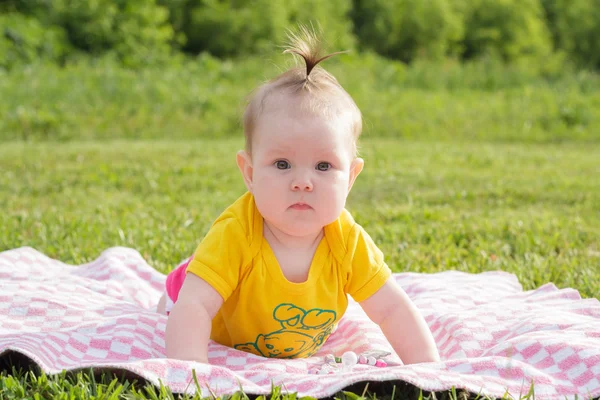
top-left (330, 173), bottom-right (352, 195)
top-left (253, 174), bottom-right (277, 193)
top-left (330, 169), bottom-right (351, 184)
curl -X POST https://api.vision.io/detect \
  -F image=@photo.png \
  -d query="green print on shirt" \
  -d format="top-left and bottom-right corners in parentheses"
top-left (234, 304), bottom-right (337, 358)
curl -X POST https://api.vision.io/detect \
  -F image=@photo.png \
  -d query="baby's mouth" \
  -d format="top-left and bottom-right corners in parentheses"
top-left (290, 203), bottom-right (311, 210)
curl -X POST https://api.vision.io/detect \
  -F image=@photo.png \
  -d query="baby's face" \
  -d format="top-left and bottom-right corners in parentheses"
top-left (246, 108), bottom-right (360, 238)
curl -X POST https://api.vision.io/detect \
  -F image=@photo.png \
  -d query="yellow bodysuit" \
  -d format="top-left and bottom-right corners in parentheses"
top-left (185, 192), bottom-right (391, 359)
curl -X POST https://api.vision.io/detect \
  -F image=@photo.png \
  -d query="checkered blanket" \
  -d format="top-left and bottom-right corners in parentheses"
top-left (1, 247), bottom-right (599, 399)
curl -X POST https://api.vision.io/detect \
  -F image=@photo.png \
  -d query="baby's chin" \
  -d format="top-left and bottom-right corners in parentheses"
top-left (267, 219), bottom-right (326, 238)
top-left (279, 225), bottom-right (323, 238)
top-left (271, 214), bottom-right (342, 238)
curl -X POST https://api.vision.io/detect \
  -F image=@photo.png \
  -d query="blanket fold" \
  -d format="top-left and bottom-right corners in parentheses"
top-left (1, 247), bottom-right (599, 399)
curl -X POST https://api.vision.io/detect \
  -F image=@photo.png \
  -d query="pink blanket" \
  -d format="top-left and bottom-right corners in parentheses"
top-left (1, 247), bottom-right (599, 399)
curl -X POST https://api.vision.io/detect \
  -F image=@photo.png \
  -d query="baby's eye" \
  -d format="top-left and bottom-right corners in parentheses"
top-left (316, 162), bottom-right (331, 171)
top-left (275, 160), bottom-right (290, 170)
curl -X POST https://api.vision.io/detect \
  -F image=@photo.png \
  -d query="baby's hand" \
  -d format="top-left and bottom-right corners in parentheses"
top-left (165, 274), bottom-right (223, 364)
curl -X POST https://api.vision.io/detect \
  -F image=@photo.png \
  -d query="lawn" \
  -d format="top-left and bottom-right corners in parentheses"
top-left (1, 138), bottom-right (598, 399)
top-left (1, 139), bottom-right (598, 298)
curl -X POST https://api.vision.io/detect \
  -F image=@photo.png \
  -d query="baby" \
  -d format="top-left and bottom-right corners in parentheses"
top-left (159, 29), bottom-right (440, 365)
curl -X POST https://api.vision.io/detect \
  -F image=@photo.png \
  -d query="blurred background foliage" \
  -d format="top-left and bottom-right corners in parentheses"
top-left (1, 0), bottom-right (599, 69)
top-left (0, 0), bottom-right (599, 143)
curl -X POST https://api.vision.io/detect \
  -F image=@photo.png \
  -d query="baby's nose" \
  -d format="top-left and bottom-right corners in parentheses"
top-left (292, 179), bottom-right (313, 191)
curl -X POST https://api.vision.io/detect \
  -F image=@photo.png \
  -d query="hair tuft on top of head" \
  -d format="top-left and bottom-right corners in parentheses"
top-left (242, 25), bottom-right (362, 156)
top-left (283, 25), bottom-right (347, 81)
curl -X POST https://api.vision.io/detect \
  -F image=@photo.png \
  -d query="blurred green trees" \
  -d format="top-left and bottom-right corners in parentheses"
top-left (351, 0), bottom-right (463, 62)
top-left (0, 0), bottom-right (174, 67)
top-left (0, 13), bottom-right (71, 68)
top-left (458, 0), bottom-right (551, 61)
top-left (541, 0), bottom-right (600, 69)
top-left (0, 0), bottom-right (598, 70)
top-left (162, 0), bottom-right (354, 57)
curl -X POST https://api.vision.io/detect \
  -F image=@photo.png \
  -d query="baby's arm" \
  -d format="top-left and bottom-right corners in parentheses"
top-left (165, 273), bottom-right (223, 363)
top-left (360, 277), bottom-right (440, 364)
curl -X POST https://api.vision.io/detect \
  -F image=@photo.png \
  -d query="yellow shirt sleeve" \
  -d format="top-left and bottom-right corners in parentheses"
top-left (344, 224), bottom-right (392, 302)
top-left (185, 216), bottom-right (251, 301)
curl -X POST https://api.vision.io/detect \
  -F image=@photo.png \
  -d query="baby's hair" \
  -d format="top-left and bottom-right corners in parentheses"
top-left (242, 25), bottom-right (362, 156)
top-left (282, 27), bottom-right (347, 90)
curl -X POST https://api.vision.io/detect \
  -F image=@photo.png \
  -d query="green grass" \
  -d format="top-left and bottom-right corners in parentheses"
top-left (1, 55), bottom-right (599, 143)
top-left (1, 138), bottom-right (598, 399)
top-left (1, 139), bottom-right (598, 297)
top-left (0, 367), bottom-right (530, 400)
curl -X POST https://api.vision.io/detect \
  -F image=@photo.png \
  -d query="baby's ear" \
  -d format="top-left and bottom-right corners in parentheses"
top-left (236, 150), bottom-right (254, 193)
top-left (348, 157), bottom-right (364, 192)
